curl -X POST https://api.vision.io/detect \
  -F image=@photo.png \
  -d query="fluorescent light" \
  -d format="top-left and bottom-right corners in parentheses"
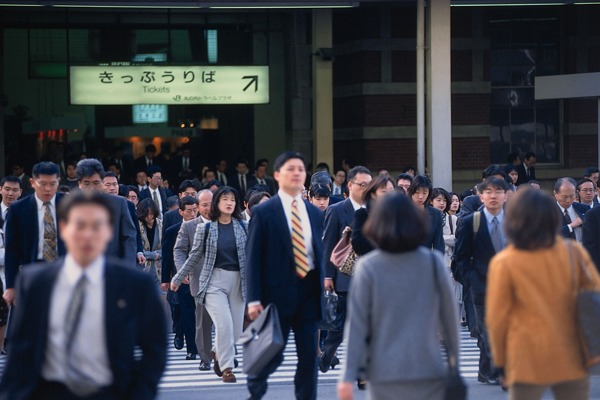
top-left (52, 4), bottom-right (204, 8)
top-left (0, 3), bottom-right (44, 6)
top-left (210, 5), bottom-right (355, 8)
top-left (451, 3), bottom-right (564, 6)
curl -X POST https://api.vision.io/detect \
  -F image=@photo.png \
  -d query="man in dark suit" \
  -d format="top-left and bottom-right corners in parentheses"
top-left (133, 144), bottom-right (162, 173)
top-left (320, 166), bottom-right (371, 373)
top-left (515, 151), bottom-right (536, 186)
top-left (0, 192), bottom-right (167, 400)
top-left (583, 204), bottom-right (600, 271)
top-left (455, 177), bottom-right (509, 385)
top-left (554, 177), bottom-right (589, 242)
top-left (105, 146), bottom-right (134, 185)
top-left (4, 162), bottom-right (66, 307)
top-left (246, 151), bottom-right (325, 400)
top-left (75, 159), bottom-right (138, 264)
top-left (161, 196), bottom-right (199, 360)
top-left (139, 166), bottom-right (168, 217)
top-left (229, 159), bottom-right (257, 202)
top-left (253, 163), bottom-right (276, 195)
top-left (162, 179), bottom-right (201, 234)
top-left (168, 145), bottom-right (198, 186)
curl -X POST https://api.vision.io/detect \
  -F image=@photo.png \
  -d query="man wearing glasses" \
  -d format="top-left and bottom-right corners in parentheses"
top-left (4, 162), bottom-right (65, 307)
top-left (139, 166), bottom-right (168, 217)
top-left (555, 177), bottom-right (589, 243)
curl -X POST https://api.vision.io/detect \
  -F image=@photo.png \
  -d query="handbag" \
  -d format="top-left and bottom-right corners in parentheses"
top-left (330, 227), bottom-right (359, 276)
top-left (432, 253), bottom-right (467, 400)
top-left (237, 303), bottom-right (285, 376)
top-left (567, 241), bottom-right (600, 367)
top-left (318, 290), bottom-right (344, 331)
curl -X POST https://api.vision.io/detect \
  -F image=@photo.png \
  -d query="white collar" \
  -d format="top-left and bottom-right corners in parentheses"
top-left (349, 197), bottom-right (362, 211)
top-left (64, 254), bottom-right (105, 287)
top-left (483, 207), bottom-right (504, 224)
top-left (35, 194), bottom-right (56, 209)
top-left (278, 189), bottom-right (303, 206)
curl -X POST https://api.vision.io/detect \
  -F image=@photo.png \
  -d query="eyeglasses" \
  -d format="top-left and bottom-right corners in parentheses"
top-left (34, 180), bottom-right (58, 188)
top-left (579, 188), bottom-right (595, 193)
top-left (352, 181), bottom-right (369, 189)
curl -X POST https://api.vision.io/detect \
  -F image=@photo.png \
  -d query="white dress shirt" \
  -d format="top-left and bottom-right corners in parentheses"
top-left (278, 190), bottom-right (315, 272)
top-left (1, 202), bottom-right (8, 222)
top-left (217, 172), bottom-right (228, 185)
top-left (148, 187), bottom-right (163, 215)
top-left (332, 183), bottom-right (343, 196)
top-left (558, 203), bottom-right (582, 242)
top-left (42, 255), bottom-right (113, 387)
top-left (35, 194), bottom-right (57, 260)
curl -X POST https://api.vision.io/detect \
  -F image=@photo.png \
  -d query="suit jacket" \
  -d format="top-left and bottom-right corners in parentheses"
top-left (454, 211), bottom-right (499, 303)
top-left (168, 156), bottom-right (199, 181)
top-left (229, 173), bottom-right (258, 200)
top-left (162, 209), bottom-right (183, 235)
top-left (246, 195), bottom-right (324, 318)
top-left (559, 202), bottom-right (589, 240)
top-left (323, 199), bottom-right (356, 292)
top-left (0, 258), bottom-right (167, 400)
top-left (173, 217), bottom-right (205, 296)
top-left (254, 176), bottom-right (277, 195)
top-left (133, 156), bottom-right (163, 175)
top-left (583, 205), bottom-right (600, 271)
top-left (161, 222), bottom-right (181, 284)
top-left (457, 195), bottom-right (483, 218)
top-left (126, 199), bottom-right (144, 254)
top-left (4, 193), bottom-right (66, 289)
top-left (104, 194), bottom-right (137, 264)
top-left (515, 163), bottom-right (536, 186)
top-left (424, 205), bottom-right (445, 253)
top-left (139, 187), bottom-right (168, 215)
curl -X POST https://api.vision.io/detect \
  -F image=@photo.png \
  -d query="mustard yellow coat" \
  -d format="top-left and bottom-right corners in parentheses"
top-left (486, 238), bottom-right (600, 385)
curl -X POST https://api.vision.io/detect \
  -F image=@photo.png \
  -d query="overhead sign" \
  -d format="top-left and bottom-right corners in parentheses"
top-left (70, 65), bottom-right (269, 105)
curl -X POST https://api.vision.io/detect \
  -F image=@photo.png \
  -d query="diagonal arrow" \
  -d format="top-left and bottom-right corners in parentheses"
top-left (242, 75), bottom-right (259, 92)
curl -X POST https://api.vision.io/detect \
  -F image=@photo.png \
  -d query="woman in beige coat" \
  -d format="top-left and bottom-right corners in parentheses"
top-left (486, 188), bottom-right (600, 400)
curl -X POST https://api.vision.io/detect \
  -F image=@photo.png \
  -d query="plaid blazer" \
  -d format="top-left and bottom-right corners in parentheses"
top-left (172, 218), bottom-right (248, 303)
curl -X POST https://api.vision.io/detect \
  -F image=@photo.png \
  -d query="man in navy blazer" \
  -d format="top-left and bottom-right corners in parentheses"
top-left (320, 166), bottom-right (372, 373)
top-left (246, 151), bottom-right (324, 400)
top-left (139, 166), bottom-right (169, 217)
top-left (4, 162), bottom-right (66, 306)
top-left (0, 192), bottom-right (167, 400)
top-left (554, 177), bottom-right (589, 242)
top-left (161, 179), bottom-right (201, 235)
top-left (455, 177), bottom-right (509, 385)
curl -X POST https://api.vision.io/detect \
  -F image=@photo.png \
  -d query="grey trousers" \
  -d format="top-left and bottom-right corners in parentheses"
top-left (509, 378), bottom-right (589, 400)
top-left (367, 378), bottom-right (445, 400)
top-left (203, 268), bottom-right (244, 371)
top-left (195, 303), bottom-right (213, 364)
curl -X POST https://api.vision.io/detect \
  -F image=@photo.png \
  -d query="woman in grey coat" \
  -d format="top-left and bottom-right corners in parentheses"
top-left (338, 192), bottom-right (460, 400)
top-left (171, 186), bottom-right (248, 384)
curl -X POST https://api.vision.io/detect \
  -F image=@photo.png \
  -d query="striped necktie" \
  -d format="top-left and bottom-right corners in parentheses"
top-left (291, 200), bottom-right (309, 278)
top-left (43, 202), bottom-right (58, 262)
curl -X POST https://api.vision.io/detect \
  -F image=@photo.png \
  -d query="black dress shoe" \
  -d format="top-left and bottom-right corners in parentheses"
top-left (186, 353), bottom-right (197, 360)
top-left (318, 353), bottom-right (330, 373)
top-left (357, 380), bottom-right (367, 390)
top-left (173, 336), bottom-right (184, 350)
top-left (478, 373), bottom-right (500, 385)
top-left (198, 361), bottom-right (211, 371)
top-left (330, 355), bottom-right (340, 369)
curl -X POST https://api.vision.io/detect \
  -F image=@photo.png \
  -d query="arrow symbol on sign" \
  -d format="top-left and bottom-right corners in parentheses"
top-left (242, 75), bottom-right (259, 92)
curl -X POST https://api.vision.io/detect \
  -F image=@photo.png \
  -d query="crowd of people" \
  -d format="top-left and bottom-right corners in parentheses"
top-left (0, 148), bottom-right (598, 399)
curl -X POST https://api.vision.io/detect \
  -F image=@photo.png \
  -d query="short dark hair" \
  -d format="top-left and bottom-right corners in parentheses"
top-left (57, 191), bottom-right (114, 227)
top-left (316, 162), bottom-right (330, 172)
top-left (245, 184), bottom-right (270, 203)
top-left (430, 187), bottom-right (451, 213)
top-left (273, 151), bottom-right (305, 172)
top-left (347, 166), bottom-right (371, 182)
top-left (504, 188), bottom-right (561, 250)
top-left (166, 195), bottom-right (179, 209)
top-left (137, 198), bottom-right (160, 222)
top-left (577, 178), bottom-right (594, 191)
top-left (402, 166), bottom-right (416, 174)
top-left (32, 161), bottom-right (60, 178)
top-left (553, 177), bottom-right (577, 193)
top-left (178, 195), bottom-right (197, 211)
top-left (247, 191), bottom-right (271, 211)
top-left (236, 159), bottom-right (250, 168)
top-left (209, 186), bottom-right (243, 221)
top-left (178, 179), bottom-right (201, 194)
top-left (76, 159), bottom-right (105, 181)
top-left (309, 184), bottom-right (331, 199)
top-left (102, 171), bottom-right (119, 181)
top-left (0, 176), bottom-right (22, 189)
top-left (506, 152), bottom-right (520, 164)
top-left (145, 144), bottom-right (157, 153)
top-left (362, 175), bottom-right (396, 209)
top-left (126, 185), bottom-right (139, 196)
top-left (482, 164), bottom-right (504, 179)
top-left (407, 175), bottom-right (433, 203)
top-left (503, 164), bottom-right (517, 174)
top-left (524, 151), bottom-right (536, 161)
top-left (584, 167), bottom-right (600, 178)
top-left (203, 169), bottom-right (216, 179)
top-left (363, 191), bottom-right (427, 253)
top-left (477, 177), bottom-right (509, 193)
top-left (146, 166), bottom-right (162, 178)
top-left (396, 173), bottom-right (414, 183)
top-left (204, 179), bottom-right (223, 190)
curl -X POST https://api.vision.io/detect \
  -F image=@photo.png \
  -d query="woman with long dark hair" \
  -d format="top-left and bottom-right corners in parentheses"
top-left (171, 186), bottom-right (248, 383)
top-left (137, 198), bottom-right (163, 285)
top-left (407, 175), bottom-right (444, 253)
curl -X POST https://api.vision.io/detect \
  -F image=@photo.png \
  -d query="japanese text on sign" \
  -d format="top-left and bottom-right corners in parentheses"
top-left (70, 66), bottom-right (269, 105)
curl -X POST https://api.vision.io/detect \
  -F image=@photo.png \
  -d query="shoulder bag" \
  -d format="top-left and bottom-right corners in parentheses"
top-left (330, 226), bottom-right (359, 276)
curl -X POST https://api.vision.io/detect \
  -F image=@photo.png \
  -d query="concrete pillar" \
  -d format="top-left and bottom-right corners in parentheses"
top-left (426, 0), bottom-right (453, 190)
top-left (312, 9), bottom-right (334, 172)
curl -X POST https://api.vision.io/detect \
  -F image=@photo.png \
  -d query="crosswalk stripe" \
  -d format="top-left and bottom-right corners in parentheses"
top-left (0, 327), bottom-right (481, 390)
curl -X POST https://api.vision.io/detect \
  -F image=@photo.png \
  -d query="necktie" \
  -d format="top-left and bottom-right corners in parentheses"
top-left (183, 158), bottom-right (188, 170)
top-left (259, 178), bottom-right (265, 185)
top-left (564, 209), bottom-right (576, 239)
top-left (148, 159), bottom-right (152, 166)
top-left (64, 274), bottom-right (97, 397)
top-left (241, 175), bottom-right (246, 194)
top-left (291, 200), bottom-right (309, 278)
top-left (43, 202), bottom-right (58, 262)
top-left (490, 216), bottom-right (503, 253)
top-left (153, 190), bottom-right (160, 212)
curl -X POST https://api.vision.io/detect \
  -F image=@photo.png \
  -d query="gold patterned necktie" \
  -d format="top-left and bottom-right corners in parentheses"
top-left (291, 200), bottom-right (309, 278)
top-left (43, 202), bottom-right (58, 262)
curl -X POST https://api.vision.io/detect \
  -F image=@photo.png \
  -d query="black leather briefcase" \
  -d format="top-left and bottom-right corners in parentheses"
top-left (237, 303), bottom-right (285, 376)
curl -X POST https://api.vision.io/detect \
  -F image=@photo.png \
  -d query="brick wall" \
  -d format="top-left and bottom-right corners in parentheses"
top-left (452, 137), bottom-right (490, 169)
top-left (451, 94), bottom-right (490, 125)
top-left (333, 138), bottom-right (417, 171)
top-left (565, 135), bottom-right (598, 168)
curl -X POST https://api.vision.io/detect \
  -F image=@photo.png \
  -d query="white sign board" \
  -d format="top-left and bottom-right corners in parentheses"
top-left (70, 65), bottom-right (269, 105)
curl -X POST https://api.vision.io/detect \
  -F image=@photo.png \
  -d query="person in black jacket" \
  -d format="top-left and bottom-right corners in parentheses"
top-left (351, 175), bottom-right (396, 256)
top-left (407, 175), bottom-right (445, 253)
